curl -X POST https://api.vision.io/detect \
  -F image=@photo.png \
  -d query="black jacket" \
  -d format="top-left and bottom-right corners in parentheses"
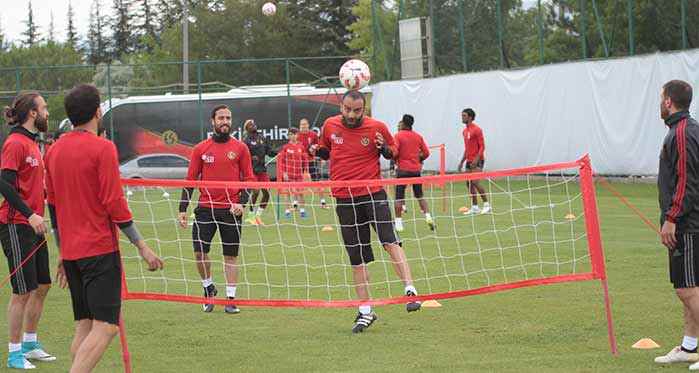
top-left (658, 111), bottom-right (699, 232)
top-left (243, 133), bottom-right (276, 174)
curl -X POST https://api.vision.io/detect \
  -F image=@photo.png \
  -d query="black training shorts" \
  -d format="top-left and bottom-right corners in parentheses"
top-left (193, 207), bottom-right (242, 257)
top-left (63, 251), bottom-right (122, 325)
top-left (670, 232), bottom-right (699, 289)
top-left (395, 169), bottom-right (424, 200)
top-left (0, 223), bottom-right (50, 295)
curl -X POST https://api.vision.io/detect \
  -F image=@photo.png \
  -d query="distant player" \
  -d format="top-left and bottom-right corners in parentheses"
top-left (243, 119), bottom-right (276, 225)
top-left (1, 92), bottom-right (55, 370)
top-left (457, 108), bottom-right (490, 214)
top-left (393, 114), bottom-right (433, 232)
top-left (45, 84), bottom-right (163, 373)
top-left (311, 90), bottom-right (421, 334)
top-left (297, 118), bottom-right (328, 208)
top-left (178, 105), bottom-right (256, 314)
top-left (277, 128), bottom-right (309, 218)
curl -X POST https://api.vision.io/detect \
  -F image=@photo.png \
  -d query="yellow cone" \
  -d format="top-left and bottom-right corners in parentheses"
top-left (564, 213), bottom-right (576, 220)
top-left (458, 206), bottom-right (469, 213)
top-left (632, 338), bottom-right (660, 349)
top-left (421, 300), bottom-right (442, 308)
top-left (321, 225), bottom-right (334, 232)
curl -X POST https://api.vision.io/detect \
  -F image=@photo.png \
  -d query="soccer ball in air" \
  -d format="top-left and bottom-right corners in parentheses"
top-left (339, 59), bottom-right (371, 90)
top-left (262, 2), bottom-right (276, 16)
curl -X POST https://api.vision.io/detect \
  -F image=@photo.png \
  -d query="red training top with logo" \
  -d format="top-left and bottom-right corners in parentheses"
top-left (0, 130), bottom-right (45, 225)
top-left (45, 130), bottom-right (132, 260)
top-left (278, 142), bottom-right (308, 179)
top-left (462, 122), bottom-right (485, 162)
top-left (297, 130), bottom-right (319, 158)
top-left (394, 129), bottom-right (430, 173)
top-left (319, 115), bottom-right (396, 198)
top-left (186, 137), bottom-right (255, 208)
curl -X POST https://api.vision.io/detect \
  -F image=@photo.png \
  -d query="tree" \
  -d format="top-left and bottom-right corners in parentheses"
top-left (347, 0), bottom-right (396, 81)
top-left (135, 0), bottom-right (158, 51)
top-left (86, 0), bottom-right (111, 64)
top-left (0, 16), bottom-right (6, 51)
top-left (66, 0), bottom-right (79, 48)
top-left (21, 1), bottom-right (41, 47)
top-left (112, 0), bottom-right (135, 59)
top-left (48, 11), bottom-right (56, 44)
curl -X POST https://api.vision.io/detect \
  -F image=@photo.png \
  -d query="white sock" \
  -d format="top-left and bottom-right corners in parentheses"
top-left (405, 285), bottom-right (417, 295)
top-left (285, 209), bottom-right (291, 214)
top-left (202, 278), bottom-right (213, 288)
top-left (8, 343), bottom-right (21, 353)
top-left (320, 199), bottom-right (326, 204)
top-left (292, 200), bottom-right (299, 206)
top-left (256, 207), bottom-right (264, 216)
top-left (683, 336), bottom-right (698, 351)
top-left (226, 286), bottom-right (237, 298)
top-left (358, 305), bottom-right (372, 315)
top-left (484, 202), bottom-right (490, 207)
top-left (425, 212), bottom-right (431, 219)
top-left (395, 217), bottom-right (403, 224)
top-left (23, 333), bottom-right (37, 343)
top-left (300, 208), bottom-right (305, 213)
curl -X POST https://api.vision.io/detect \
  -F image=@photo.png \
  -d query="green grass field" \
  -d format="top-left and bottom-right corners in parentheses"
top-left (0, 178), bottom-right (684, 372)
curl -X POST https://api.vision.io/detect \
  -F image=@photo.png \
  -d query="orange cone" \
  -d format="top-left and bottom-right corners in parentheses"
top-left (564, 213), bottom-right (576, 220)
top-left (321, 225), bottom-right (334, 232)
top-left (632, 338), bottom-right (660, 349)
top-left (421, 300), bottom-right (442, 308)
top-left (458, 206), bottom-right (469, 213)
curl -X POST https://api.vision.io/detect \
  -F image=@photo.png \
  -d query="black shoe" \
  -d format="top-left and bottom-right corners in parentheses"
top-left (405, 290), bottom-right (421, 312)
top-left (352, 312), bottom-right (378, 333)
top-left (203, 284), bottom-right (217, 313)
top-left (224, 297), bottom-right (240, 314)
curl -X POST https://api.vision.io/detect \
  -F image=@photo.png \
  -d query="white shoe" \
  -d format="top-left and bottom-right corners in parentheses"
top-left (24, 348), bottom-right (56, 362)
top-left (655, 346), bottom-right (698, 364)
top-left (395, 219), bottom-right (404, 232)
top-left (689, 360), bottom-right (699, 370)
top-left (464, 206), bottom-right (480, 215)
top-left (481, 203), bottom-right (491, 214)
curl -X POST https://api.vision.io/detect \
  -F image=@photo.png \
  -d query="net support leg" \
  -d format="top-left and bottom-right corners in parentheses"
top-left (118, 316), bottom-right (132, 373)
top-left (600, 278), bottom-right (618, 356)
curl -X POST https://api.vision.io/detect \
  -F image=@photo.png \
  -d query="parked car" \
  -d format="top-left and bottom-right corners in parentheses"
top-left (120, 153), bottom-right (190, 179)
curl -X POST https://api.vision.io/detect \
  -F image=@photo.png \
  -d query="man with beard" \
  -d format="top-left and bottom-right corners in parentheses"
top-left (310, 90), bottom-right (421, 334)
top-left (242, 119), bottom-right (276, 225)
top-left (45, 84), bottom-right (163, 373)
top-left (178, 105), bottom-right (256, 314)
top-left (1, 92), bottom-right (54, 369)
top-left (654, 80), bottom-right (699, 370)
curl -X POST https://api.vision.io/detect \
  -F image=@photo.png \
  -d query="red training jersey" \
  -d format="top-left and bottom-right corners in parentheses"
top-left (319, 115), bottom-right (396, 198)
top-left (0, 128), bottom-right (45, 225)
top-left (277, 142), bottom-right (308, 180)
top-left (45, 130), bottom-right (132, 260)
top-left (297, 130), bottom-right (319, 158)
top-left (186, 137), bottom-right (255, 208)
top-left (394, 129), bottom-right (430, 173)
top-left (462, 122), bottom-right (485, 162)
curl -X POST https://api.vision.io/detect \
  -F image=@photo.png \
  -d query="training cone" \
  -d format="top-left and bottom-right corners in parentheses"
top-left (632, 338), bottom-right (660, 349)
top-left (421, 300), bottom-right (442, 308)
top-left (564, 213), bottom-right (576, 220)
top-left (321, 225), bottom-right (334, 232)
top-left (458, 206), bottom-right (469, 213)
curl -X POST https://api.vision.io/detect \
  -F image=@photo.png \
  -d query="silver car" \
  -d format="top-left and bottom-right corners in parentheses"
top-left (120, 153), bottom-right (190, 179)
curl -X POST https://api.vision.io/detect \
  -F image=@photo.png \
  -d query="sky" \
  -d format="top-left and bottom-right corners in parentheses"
top-left (2, 0), bottom-right (93, 44)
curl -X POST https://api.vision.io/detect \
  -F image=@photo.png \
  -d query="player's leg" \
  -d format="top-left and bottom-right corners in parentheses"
top-left (394, 171), bottom-right (407, 232)
top-left (336, 197), bottom-right (377, 333)
top-left (659, 233), bottom-right (699, 364)
top-left (219, 210), bottom-right (242, 314)
top-left (471, 161), bottom-right (490, 213)
top-left (413, 182), bottom-right (434, 231)
top-left (297, 191), bottom-right (306, 218)
top-left (22, 235), bottom-right (55, 362)
top-left (1, 223), bottom-right (38, 369)
top-left (193, 207), bottom-right (217, 312)
top-left (369, 191), bottom-right (421, 312)
top-left (62, 258), bottom-right (93, 361)
top-left (69, 252), bottom-right (122, 373)
top-left (70, 320), bottom-right (92, 363)
top-left (246, 188), bottom-right (260, 225)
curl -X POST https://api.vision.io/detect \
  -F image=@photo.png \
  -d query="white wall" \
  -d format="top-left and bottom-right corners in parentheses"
top-left (371, 50), bottom-right (699, 175)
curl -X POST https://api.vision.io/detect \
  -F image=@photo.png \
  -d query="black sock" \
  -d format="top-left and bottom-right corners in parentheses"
top-left (681, 346), bottom-right (697, 353)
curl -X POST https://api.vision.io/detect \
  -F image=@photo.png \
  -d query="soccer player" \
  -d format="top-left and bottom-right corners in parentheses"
top-left (310, 90), bottom-right (421, 334)
top-left (45, 84), bottom-right (163, 373)
top-left (277, 128), bottom-right (309, 218)
top-left (654, 80), bottom-right (699, 369)
top-left (243, 119), bottom-right (276, 225)
top-left (457, 108), bottom-right (490, 215)
top-left (178, 105), bottom-right (256, 314)
top-left (297, 118), bottom-right (327, 208)
top-left (393, 114), bottom-right (433, 232)
top-left (1, 92), bottom-right (55, 370)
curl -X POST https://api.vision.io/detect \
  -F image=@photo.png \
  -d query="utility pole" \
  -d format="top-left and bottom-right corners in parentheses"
top-left (183, 0), bottom-right (189, 94)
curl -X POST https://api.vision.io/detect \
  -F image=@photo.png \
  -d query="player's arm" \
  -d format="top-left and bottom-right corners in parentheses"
top-left (419, 137), bottom-right (430, 162)
top-left (312, 125), bottom-right (331, 160)
top-left (99, 144), bottom-right (163, 270)
top-left (376, 125), bottom-right (396, 160)
top-left (179, 148), bottom-right (202, 227)
top-left (1, 142), bottom-right (46, 234)
top-left (473, 129), bottom-right (484, 165)
top-left (237, 146), bottom-right (256, 209)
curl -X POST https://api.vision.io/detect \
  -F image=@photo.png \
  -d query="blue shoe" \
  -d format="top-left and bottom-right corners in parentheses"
top-left (7, 351), bottom-right (35, 369)
top-left (300, 210), bottom-right (307, 218)
top-left (22, 341), bottom-right (56, 362)
top-left (284, 210), bottom-right (291, 218)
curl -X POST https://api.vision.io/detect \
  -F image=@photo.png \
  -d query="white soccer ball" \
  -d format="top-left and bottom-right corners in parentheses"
top-left (262, 2), bottom-right (276, 16)
top-left (339, 59), bottom-right (371, 90)
top-left (162, 192), bottom-right (170, 199)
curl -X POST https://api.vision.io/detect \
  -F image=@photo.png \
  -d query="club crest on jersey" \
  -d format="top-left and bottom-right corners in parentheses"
top-left (25, 156), bottom-right (39, 167)
top-left (227, 151), bottom-right (237, 160)
top-left (202, 154), bottom-right (215, 163)
top-left (331, 133), bottom-right (343, 145)
top-left (360, 137), bottom-right (370, 146)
